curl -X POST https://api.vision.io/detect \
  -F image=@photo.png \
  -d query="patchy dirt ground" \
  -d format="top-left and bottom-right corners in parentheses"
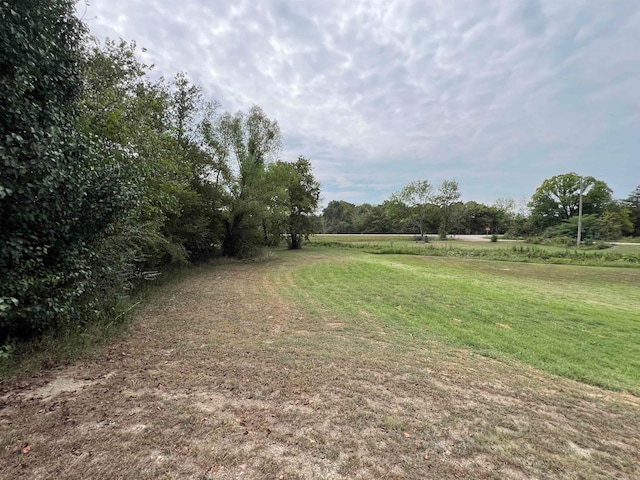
top-left (1, 255), bottom-right (639, 479)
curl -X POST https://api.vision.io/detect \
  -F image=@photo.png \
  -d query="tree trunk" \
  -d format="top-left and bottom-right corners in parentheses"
top-left (289, 233), bottom-right (302, 249)
top-left (262, 218), bottom-right (269, 244)
top-left (222, 213), bottom-right (244, 257)
top-left (418, 223), bottom-right (426, 242)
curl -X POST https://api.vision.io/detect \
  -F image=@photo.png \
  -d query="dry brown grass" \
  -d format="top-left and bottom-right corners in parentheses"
top-left (1, 253), bottom-right (639, 479)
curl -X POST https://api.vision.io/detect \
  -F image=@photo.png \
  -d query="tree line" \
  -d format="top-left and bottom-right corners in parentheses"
top-left (322, 175), bottom-right (640, 241)
top-left (0, 1), bottom-right (319, 342)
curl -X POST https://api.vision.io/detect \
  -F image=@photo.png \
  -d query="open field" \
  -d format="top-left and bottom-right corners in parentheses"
top-left (309, 234), bottom-right (640, 266)
top-left (292, 248), bottom-right (640, 393)
top-left (310, 233), bottom-right (640, 251)
top-left (1, 247), bottom-right (639, 479)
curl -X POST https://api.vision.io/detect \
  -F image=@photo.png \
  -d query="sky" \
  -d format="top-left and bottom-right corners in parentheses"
top-left (77, 0), bottom-right (640, 208)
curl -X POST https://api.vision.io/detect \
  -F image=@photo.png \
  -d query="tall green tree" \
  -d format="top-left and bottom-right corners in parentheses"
top-left (434, 180), bottom-right (461, 238)
top-left (492, 198), bottom-right (516, 233)
top-left (391, 180), bottom-right (434, 241)
top-left (206, 105), bottom-right (281, 257)
top-left (322, 200), bottom-right (357, 233)
top-left (458, 201), bottom-right (493, 234)
top-left (528, 173), bottom-right (612, 231)
top-left (360, 201), bottom-right (412, 234)
top-left (162, 73), bottom-right (227, 260)
top-left (80, 39), bottom-right (189, 268)
top-left (623, 185), bottom-right (640, 237)
top-left (266, 157), bottom-right (320, 249)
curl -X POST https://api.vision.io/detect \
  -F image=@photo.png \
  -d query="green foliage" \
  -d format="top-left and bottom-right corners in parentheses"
top-left (0, 2), bottom-right (323, 346)
top-left (82, 44), bottom-right (227, 264)
top-left (623, 185), bottom-right (640, 237)
top-left (434, 179), bottom-right (461, 238)
top-left (266, 157), bottom-right (320, 249)
top-left (528, 173), bottom-right (612, 231)
top-left (390, 180), bottom-right (434, 241)
top-left (491, 198), bottom-right (516, 233)
top-left (361, 201), bottom-right (412, 234)
top-left (206, 105), bottom-right (282, 257)
top-left (455, 202), bottom-right (483, 234)
top-left (0, 344), bottom-right (13, 360)
top-left (596, 209), bottom-right (634, 240)
top-left (388, 179), bottom-right (461, 240)
top-left (543, 214), bottom-right (598, 241)
top-left (322, 200), bottom-right (357, 233)
top-left (537, 206), bottom-right (633, 243)
top-left (0, 1), bottom-right (140, 340)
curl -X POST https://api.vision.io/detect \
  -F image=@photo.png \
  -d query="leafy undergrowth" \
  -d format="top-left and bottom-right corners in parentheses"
top-left (1, 250), bottom-right (639, 479)
top-left (0, 266), bottom-right (194, 381)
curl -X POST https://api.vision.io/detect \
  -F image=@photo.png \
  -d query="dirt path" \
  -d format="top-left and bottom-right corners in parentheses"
top-left (1, 257), bottom-right (639, 479)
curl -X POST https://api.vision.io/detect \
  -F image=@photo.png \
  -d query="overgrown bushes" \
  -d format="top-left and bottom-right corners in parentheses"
top-left (1, 1), bottom-right (135, 340)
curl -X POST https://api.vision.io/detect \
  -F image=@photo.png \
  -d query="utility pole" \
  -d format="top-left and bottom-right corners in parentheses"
top-left (577, 176), bottom-right (584, 247)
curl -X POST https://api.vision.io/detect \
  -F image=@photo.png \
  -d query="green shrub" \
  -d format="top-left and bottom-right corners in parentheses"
top-left (0, 2), bottom-right (142, 340)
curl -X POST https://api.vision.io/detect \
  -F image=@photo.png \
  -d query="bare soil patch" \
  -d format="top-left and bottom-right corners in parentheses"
top-left (1, 256), bottom-right (639, 479)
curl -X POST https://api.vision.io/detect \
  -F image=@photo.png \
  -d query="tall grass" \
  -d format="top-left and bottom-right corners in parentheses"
top-left (309, 241), bottom-right (640, 267)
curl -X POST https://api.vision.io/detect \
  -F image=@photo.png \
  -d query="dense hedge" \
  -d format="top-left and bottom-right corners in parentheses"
top-left (0, 1), bottom-right (111, 339)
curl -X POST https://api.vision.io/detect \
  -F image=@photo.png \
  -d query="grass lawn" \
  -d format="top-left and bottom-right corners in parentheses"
top-left (1, 247), bottom-right (639, 479)
top-left (288, 246), bottom-right (640, 394)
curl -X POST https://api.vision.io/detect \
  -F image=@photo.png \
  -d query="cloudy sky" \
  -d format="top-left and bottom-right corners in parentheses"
top-left (77, 0), bottom-right (640, 207)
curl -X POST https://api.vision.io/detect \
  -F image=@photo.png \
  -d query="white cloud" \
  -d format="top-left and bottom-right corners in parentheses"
top-left (80, 0), bottom-right (640, 205)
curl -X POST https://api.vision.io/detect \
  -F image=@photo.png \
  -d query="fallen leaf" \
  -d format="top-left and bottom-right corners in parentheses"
top-left (21, 444), bottom-right (32, 454)
top-left (451, 318), bottom-right (462, 323)
top-left (206, 465), bottom-right (225, 474)
top-left (403, 432), bottom-right (412, 438)
top-left (496, 323), bottom-right (512, 329)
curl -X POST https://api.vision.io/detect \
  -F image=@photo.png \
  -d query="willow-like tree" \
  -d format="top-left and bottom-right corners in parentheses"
top-left (206, 105), bottom-right (282, 257)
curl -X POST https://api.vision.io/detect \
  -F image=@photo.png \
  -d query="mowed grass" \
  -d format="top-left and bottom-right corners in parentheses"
top-left (3, 249), bottom-right (640, 479)
top-left (289, 247), bottom-right (640, 394)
